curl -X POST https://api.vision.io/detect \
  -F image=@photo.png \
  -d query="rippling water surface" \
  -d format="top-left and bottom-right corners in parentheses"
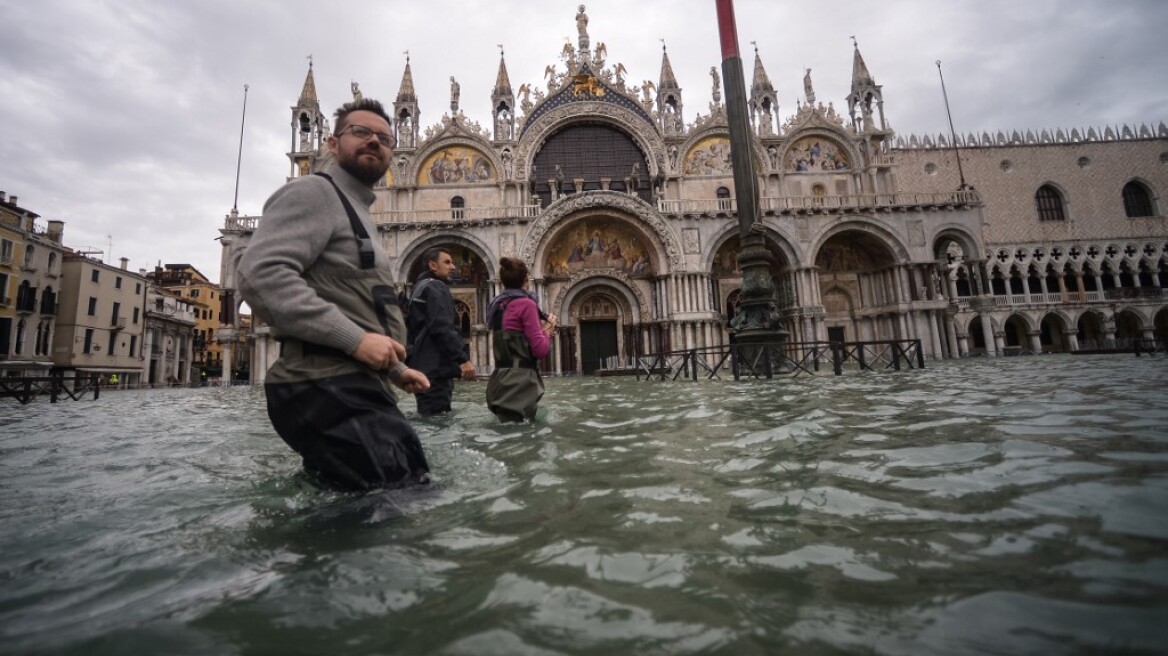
top-left (2, 355), bottom-right (1167, 655)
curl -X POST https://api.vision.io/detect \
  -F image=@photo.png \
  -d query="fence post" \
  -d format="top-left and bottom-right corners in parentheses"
top-left (93, 376), bottom-right (100, 400)
top-left (858, 344), bottom-right (868, 371)
top-left (832, 342), bottom-right (843, 375)
top-left (916, 339), bottom-right (925, 369)
top-left (764, 345), bottom-right (774, 379)
top-left (690, 349), bottom-right (698, 380)
top-left (891, 342), bottom-right (902, 371)
top-left (731, 344), bottom-right (740, 381)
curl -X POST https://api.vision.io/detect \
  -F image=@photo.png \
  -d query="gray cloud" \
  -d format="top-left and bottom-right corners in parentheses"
top-left (2, 0), bottom-right (1165, 279)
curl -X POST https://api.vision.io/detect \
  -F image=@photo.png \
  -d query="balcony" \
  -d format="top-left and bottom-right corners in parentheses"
top-left (949, 288), bottom-right (1164, 310)
top-left (112, 316), bottom-right (127, 330)
top-left (374, 204), bottom-right (542, 227)
top-left (657, 190), bottom-right (982, 217)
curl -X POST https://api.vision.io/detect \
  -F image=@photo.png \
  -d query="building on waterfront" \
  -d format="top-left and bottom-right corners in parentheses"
top-left (219, 7), bottom-right (1168, 382)
top-left (52, 254), bottom-right (148, 385)
top-left (0, 192), bottom-right (69, 375)
top-left (143, 286), bottom-right (198, 386)
top-left (147, 264), bottom-right (242, 382)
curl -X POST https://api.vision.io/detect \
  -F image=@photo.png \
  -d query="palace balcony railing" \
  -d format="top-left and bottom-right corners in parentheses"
top-left (951, 287), bottom-right (1164, 310)
top-left (632, 339), bottom-right (925, 381)
top-left (657, 190), bottom-right (981, 216)
top-left (374, 205), bottom-right (542, 226)
top-left (223, 190), bottom-right (986, 233)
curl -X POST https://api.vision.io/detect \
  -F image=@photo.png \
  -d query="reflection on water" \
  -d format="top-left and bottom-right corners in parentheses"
top-left (1, 355), bottom-right (1167, 655)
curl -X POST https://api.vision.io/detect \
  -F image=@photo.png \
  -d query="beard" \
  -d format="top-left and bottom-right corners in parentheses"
top-left (340, 148), bottom-right (389, 185)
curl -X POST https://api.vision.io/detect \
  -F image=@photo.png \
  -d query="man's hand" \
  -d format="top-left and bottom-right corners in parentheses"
top-left (350, 333), bottom-right (407, 371)
top-left (392, 368), bottom-right (430, 393)
top-left (459, 360), bottom-right (476, 380)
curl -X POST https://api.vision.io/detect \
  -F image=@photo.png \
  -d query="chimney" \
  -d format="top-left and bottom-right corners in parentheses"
top-left (0, 191), bottom-right (6, 202)
top-left (120, 257), bottom-right (129, 270)
top-left (46, 220), bottom-right (64, 244)
top-left (8, 195), bottom-right (16, 206)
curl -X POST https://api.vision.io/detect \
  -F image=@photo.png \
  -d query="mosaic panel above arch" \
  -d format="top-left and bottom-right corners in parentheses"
top-left (785, 136), bottom-right (851, 173)
top-left (683, 136), bottom-right (732, 175)
top-left (544, 217), bottom-right (655, 278)
top-left (418, 146), bottom-right (495, 185)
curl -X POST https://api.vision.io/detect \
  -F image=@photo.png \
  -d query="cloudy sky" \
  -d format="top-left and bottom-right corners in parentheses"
top-left (3, 0), bottom-right (1166, 281)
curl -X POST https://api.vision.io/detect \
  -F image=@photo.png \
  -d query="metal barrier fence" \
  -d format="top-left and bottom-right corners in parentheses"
top-left (633, 339), bottom-right (925, 381)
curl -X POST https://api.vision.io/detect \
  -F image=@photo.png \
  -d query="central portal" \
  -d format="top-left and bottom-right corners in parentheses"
top-left (579, 320), bottom-right (618, 374)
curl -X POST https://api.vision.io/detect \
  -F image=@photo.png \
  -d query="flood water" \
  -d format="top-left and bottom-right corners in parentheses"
top-left (2, 355), bottom-right (1167, 655)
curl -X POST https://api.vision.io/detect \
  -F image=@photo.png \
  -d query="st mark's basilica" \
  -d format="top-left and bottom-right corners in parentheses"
top-left (220, 5), bottom-right (1168, 381)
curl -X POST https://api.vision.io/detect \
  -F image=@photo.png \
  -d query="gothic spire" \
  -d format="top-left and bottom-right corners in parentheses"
top-left (492, 47), bottom-right (516, 141)
top-left (656, 42), bottom-right (683, 134)
top-left (298, 59), bottom-right (319, 108)
top-left (750, 44), bottom-right (774, 96)
top-left (494, 49), bottom-right (513, 97)
top-left (396, 54), bottom-right (417, 103)
top-left (394, 53), bottom-right (419, 149)
top-left (748, 43), bottom-right (779, 137)
top-left (846, 38), bottom-right (887, 133)
top-left (851, 38), bottom-right (876, 89)
top-left (658, 43), bottom-right (679, 90)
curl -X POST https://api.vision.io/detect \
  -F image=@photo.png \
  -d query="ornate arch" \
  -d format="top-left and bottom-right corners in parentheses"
top-left (521, 190), bottom-right (682, 271)
top-left (516, 102), bottom-right (667, 181)
top-left (706, 223), bottom-right (802, 270)
top-left (396, 230), bottom-right (497, 282)
top-left (931, 225), bottom-right (982, 263)
top-left (551, 273), bottom-right (648, 325)
top-left (809, 218), bottom-right (912, 264)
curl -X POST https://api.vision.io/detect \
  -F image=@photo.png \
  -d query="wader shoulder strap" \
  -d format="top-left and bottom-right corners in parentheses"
top-left (315, 172), bottom-right (375, 269)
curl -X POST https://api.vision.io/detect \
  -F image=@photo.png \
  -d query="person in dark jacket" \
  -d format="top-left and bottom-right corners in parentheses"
top-left (406, 248), bottom-right (476, 415)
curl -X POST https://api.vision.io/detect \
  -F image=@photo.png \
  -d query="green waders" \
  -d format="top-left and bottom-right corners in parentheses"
top-left (263, 174), bottom-right (429, 491)
top-left (485, 329), bottom-right (545, 423)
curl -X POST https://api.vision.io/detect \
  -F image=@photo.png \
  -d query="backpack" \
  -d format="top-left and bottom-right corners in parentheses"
top-left (398, 277), bottom-right (437, 317)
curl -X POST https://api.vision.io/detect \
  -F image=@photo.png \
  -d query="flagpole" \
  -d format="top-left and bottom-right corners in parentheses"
top-left (935, 61), bottom-right (968, 189)
top-left (232, 83), bottom-right (249, 213)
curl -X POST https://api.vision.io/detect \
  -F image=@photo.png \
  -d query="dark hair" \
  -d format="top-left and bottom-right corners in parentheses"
top-left (334, 99), bottom-right (392, 134)
top-left (499, 257), bottom-right (529, 289)
top-left (423, 247), bottom-right (448, 266)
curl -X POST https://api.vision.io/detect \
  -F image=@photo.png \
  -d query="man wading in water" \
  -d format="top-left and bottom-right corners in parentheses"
top-left (238, 99), bottom-right (432, 491)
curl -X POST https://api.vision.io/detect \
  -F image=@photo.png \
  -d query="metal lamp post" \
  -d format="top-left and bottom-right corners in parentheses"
top-left (715, 0), bottom-right (788, 359)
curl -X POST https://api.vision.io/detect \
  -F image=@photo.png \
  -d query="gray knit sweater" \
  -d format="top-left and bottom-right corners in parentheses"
top-left (237, 164), bottom-right (390, 356)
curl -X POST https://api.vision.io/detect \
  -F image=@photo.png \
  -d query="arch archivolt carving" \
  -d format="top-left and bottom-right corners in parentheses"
top-left (551, 273), bottom-right (647, 325)
top-left (516, 102), bottom-right (665, 181)
top-left (395, 230), bottom-right (497, 282)
top-left (521, 190), bottom-right (682, 270)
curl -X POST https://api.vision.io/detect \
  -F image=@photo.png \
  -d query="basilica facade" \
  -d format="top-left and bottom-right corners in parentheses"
top-left (220, 6), bottom-right (1168, 382)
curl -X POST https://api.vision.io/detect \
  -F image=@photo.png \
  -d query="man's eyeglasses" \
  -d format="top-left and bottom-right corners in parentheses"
top-left (341, 124), bottom-right (394, 148)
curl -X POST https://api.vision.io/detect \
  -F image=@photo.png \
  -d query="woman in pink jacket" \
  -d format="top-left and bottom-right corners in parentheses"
top-left (484, 257), bottom-right (558, 422)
